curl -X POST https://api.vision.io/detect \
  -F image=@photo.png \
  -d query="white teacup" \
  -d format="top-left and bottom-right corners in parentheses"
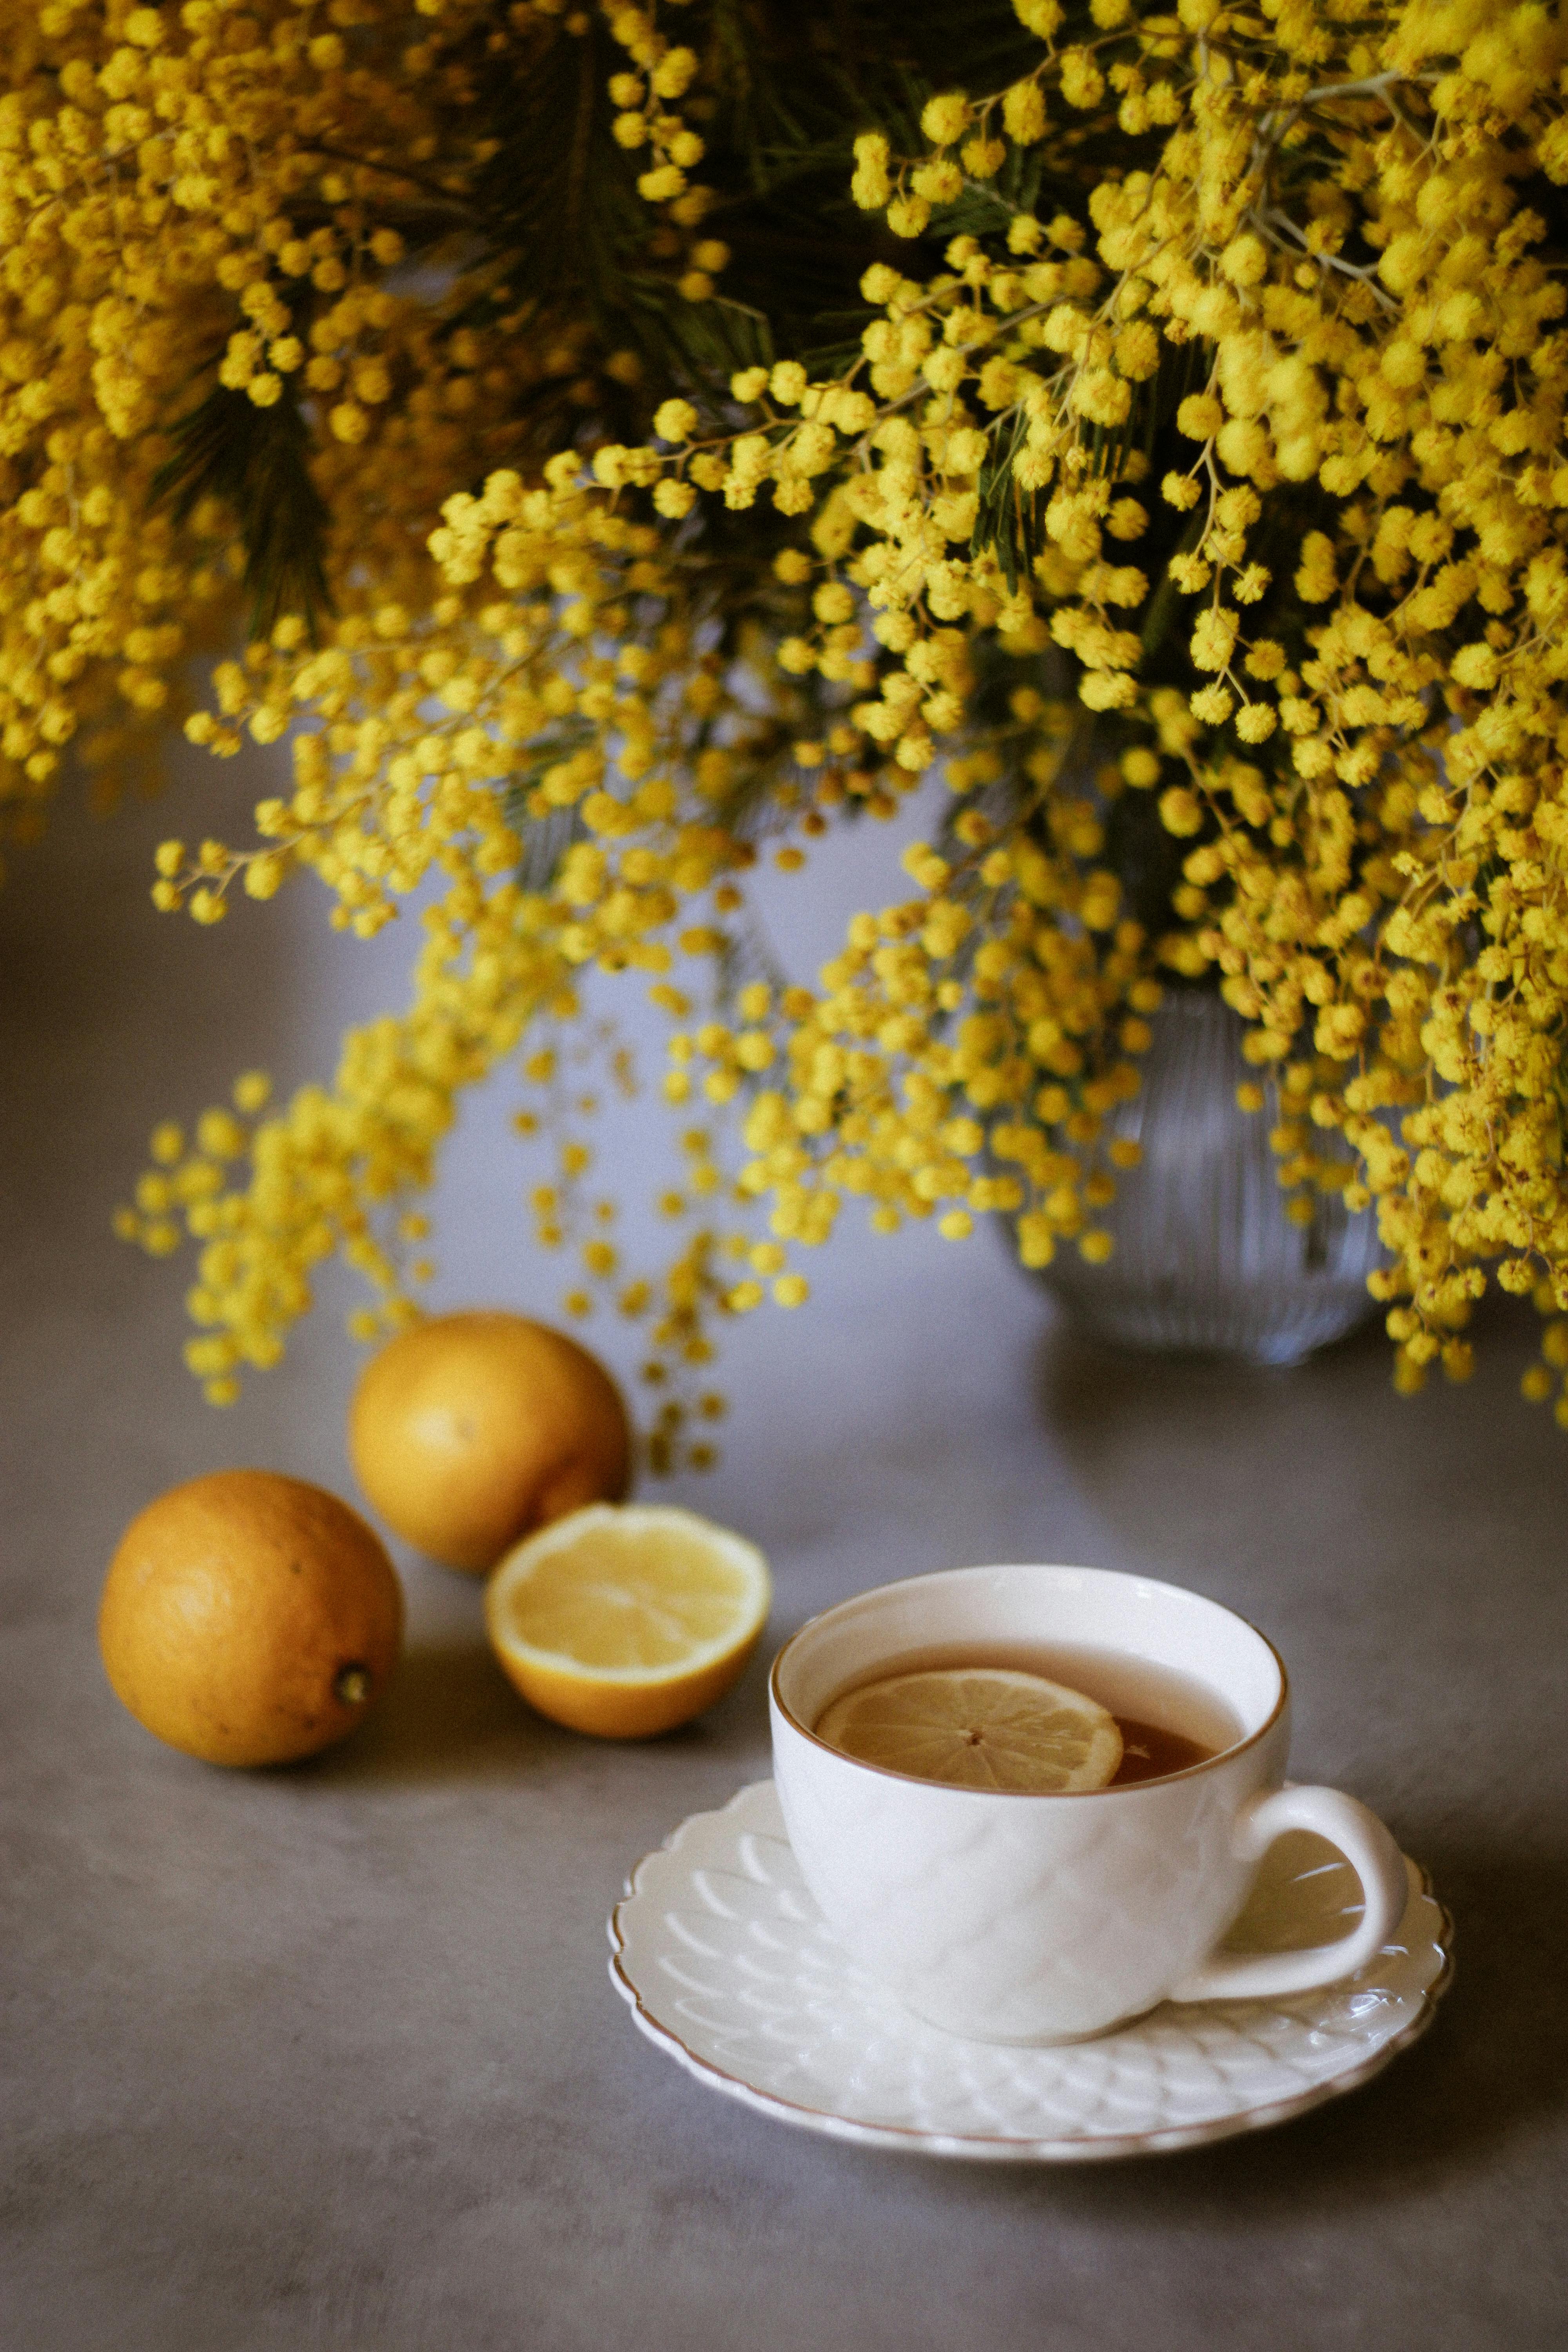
top-left (769, 1563), bottom-right (1408, 2045)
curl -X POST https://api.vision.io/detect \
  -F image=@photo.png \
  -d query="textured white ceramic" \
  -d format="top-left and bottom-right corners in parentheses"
top-left (770, 1565), bottom-right (1411, 2043)
top-left (608, 1780), bottom-right (1452, 2162)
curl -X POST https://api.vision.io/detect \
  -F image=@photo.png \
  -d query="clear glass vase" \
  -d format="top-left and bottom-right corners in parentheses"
top-left (1036, 989), bottom-right (1385, 1366)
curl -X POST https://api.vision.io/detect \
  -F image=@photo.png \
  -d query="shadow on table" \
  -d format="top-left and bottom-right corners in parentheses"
top-left (780, 1841), bottom-right (1559, 2221)
top-left (1029, 1311), bottom-right (1437, 1525)
top-left (1037, 1307), bottom-right (1392, 1420)
top-left (298, 1632), bottom-right (778, 1789)
top-left (1031, 1291), bottom-right (1547, 1520)
top-left (982, 1836), bottom-right (1566, 2209)
top-left (302, 1640), bottom-right (562, 1786)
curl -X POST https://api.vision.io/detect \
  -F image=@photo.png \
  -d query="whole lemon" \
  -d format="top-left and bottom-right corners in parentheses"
top-left (347, 1310), bottom-right (632, 1572)
top-left (99, 1470), bottom-right (403, 1767)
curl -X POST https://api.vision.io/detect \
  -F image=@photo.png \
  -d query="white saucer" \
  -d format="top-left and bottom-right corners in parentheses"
top-left (608, 1780), bottom-right (1452, 2162)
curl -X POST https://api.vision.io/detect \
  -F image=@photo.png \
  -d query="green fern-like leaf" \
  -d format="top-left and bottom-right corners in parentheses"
top-left (151, 383), bottom-right (332, 641)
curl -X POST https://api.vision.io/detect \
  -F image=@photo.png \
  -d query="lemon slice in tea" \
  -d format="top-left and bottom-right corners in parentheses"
top-left (815, 1666), bottom-right (1123, 1793)
top-left (485, 1503), bottom-right (770, 1739)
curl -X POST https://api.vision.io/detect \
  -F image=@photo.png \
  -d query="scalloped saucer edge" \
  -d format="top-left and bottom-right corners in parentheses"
top-left (608, 1779), bottom-right (1452, 2163)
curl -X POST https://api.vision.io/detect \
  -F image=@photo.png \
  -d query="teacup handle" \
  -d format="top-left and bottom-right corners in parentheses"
top-left (1170, 1784), bottom-right (1410, 2004)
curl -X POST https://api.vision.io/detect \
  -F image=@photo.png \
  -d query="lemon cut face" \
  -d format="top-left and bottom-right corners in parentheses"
top-left (815, 1667), bottom-right (1123, 1793)
top-left (485, 1503), bottom-right (771, 1739)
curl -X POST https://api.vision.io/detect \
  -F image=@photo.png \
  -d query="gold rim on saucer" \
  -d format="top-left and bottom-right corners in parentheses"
top-left (607, 1779), bottom-right (1452, 2163)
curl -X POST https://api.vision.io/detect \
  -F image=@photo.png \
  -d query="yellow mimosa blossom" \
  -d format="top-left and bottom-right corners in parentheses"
top-left (0, 0), bottom-right (1542, 1436)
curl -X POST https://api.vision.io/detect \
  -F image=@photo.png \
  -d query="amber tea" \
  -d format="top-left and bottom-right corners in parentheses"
top-left (813, 1640), bottom-right (1245, 1790)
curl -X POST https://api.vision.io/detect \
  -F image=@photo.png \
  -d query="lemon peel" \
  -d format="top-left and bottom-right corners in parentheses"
top-left (815, 1667), bottom-right (1122, 1793)
top-left (485, 1503), bottom-right (770, 1739)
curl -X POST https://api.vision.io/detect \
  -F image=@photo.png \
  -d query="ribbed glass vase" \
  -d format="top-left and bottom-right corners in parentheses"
top-left (1037, 989), bottom-right (1385, 1365)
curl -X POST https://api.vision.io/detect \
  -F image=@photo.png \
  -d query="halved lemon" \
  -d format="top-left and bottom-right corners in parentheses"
top-left (485, 1503), bottom-right (771, 1739)
top-left (815, 1667), bottom-right (1123, 1793)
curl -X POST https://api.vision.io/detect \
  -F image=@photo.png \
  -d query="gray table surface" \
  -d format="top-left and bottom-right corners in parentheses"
top-left (4, 781), bottom-right (1565, 2352)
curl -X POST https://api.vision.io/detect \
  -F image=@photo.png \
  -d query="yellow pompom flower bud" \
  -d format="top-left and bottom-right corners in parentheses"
top-left (653, 399), bottom-right (698, 444)
top-left (1220, 234), bottom-right (1268, 287)
top-left (1160, 787), bottom-right (1204, 837)
top-left (920, 93), bottom-right (972, 147)
top-left (233, 1073), bottom-right (272, 1116)
top-left (1176, 393), bottom-right (1223, 441)
top-left (1003, 81), bottom-right (1047, 143)
top-left (851, 132), bottom-right (892, 211)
